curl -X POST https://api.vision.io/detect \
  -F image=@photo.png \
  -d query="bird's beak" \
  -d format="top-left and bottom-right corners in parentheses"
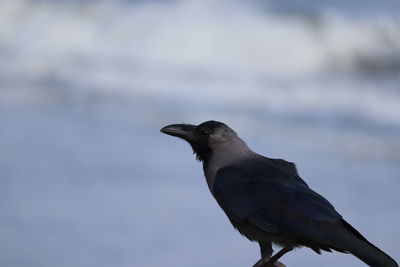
top-left (160, 124), bottom-right (196, 141)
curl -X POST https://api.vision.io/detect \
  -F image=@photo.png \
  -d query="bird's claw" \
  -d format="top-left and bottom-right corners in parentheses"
top-left (253, 260), bottom-right (286, 267)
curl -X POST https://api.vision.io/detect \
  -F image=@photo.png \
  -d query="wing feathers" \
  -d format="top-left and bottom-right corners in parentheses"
top-left (212, 157), bottom-right (343, 246)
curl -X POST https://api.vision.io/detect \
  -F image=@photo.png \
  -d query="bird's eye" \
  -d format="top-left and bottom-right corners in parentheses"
top-left (201, 129), bottom-right (209, 136)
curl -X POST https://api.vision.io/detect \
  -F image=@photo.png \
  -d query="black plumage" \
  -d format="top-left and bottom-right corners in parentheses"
top-left (161, 120), bottom-right (398, 267)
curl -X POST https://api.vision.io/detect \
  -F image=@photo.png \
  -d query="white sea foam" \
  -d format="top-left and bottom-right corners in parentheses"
top-left (1, 0), bottom-right (399, 75)
top-left (0, 0), bottom-right (399, 127)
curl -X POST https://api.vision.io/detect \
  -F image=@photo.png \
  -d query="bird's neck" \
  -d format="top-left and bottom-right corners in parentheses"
top-left (190, 143), bottom-right (213, 162)
top-left (203, 138), bottom-right (252, 191)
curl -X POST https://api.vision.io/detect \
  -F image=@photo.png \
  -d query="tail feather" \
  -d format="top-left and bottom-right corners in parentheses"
top-left (341, 220), bottom-right (398, 267)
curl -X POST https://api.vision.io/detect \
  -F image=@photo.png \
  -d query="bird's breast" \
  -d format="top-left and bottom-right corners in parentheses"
top-left (204, 165), bottom-right (218, 193)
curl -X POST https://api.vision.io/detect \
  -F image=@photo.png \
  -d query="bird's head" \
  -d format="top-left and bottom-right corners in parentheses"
top-left (160, 120), bottom-right (238, 162)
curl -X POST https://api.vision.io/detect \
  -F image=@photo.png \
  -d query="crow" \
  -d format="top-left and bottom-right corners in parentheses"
top-left (160, 120), bottom-right (398, 267)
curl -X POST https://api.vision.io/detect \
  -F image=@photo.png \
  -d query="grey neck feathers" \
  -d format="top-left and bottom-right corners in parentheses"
top-left (203, 137), bottom-right (253, 191)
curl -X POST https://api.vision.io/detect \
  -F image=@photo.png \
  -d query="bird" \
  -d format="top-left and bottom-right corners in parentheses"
top-left (160, 120), bottom-right (398, 267)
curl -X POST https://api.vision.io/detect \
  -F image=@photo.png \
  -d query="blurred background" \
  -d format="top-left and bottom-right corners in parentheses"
top-left (0, 0), bottom-right (399, 266)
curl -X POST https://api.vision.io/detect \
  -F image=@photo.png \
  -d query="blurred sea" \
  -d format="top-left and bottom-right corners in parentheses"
top-left (0, 0), bottom-right (399, 266)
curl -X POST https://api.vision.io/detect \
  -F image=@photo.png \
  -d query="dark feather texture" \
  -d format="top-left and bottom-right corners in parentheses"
top-left (161, 120), bottom-right (398, 267)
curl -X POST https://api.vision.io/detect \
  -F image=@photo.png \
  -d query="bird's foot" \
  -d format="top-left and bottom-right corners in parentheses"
top-left (253, 259), bottom-right (286, 267)
top-left (273, 261), bottom-right (286, 267)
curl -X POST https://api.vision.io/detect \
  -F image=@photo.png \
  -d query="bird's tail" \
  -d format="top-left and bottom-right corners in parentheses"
top-left (340, 220), bottom-right (398, 267)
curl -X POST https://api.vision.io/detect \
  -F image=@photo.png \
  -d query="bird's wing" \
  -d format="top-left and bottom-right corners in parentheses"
top-left (268, 158), bottom-right (309, 186)
top-left (212, 158), bottom-right (343, 245)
